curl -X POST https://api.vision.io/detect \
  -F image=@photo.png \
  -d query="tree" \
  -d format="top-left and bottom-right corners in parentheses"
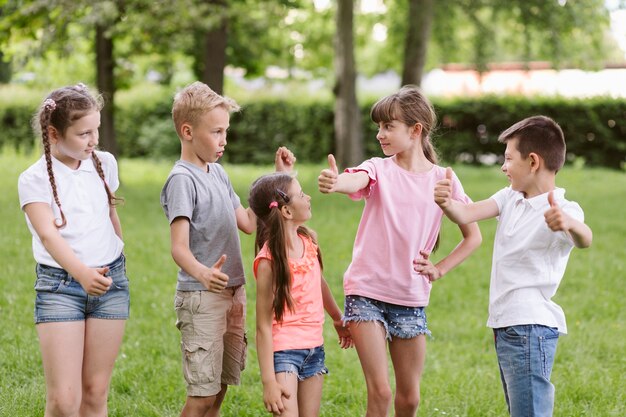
top-left (333, 0), bottom-right (363, 168)
top-left (401, 0), bottom-right (434, 86)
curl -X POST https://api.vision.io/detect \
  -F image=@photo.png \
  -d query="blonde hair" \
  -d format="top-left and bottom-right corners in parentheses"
top-left (172, 81), bottom-right (240, 138)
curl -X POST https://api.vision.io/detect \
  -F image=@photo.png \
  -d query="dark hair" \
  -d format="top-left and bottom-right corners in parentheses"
top-left (498, 115), bottom-right (565, 172)
top-left (370, 85), bottom-right (438, 164)
top-left (248, 172), bottom-right (322, 322)
top-left (32, 83), bottom-right (121, 228)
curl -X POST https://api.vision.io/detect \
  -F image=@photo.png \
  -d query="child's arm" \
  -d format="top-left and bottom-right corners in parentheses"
top-left (23, 202), bottom-right (112, 295)
top-left (256, 259), bottom-right (291, 414)
top-left (169, 217), bottom-right (229, 292)
top-left (413, 222), bottom-right (482, 281)
top-left (434, 167), bottom-right (499, 224)
top-left (318, 154), bottom-right (370, 195)
top-left (321, 277), bottom-right (353, 349)
top-left (109, 206), bottom-right (123, 239)
top-left (235, 206), bottom-right (256, 234)
top-left (545, 191), bottom-right (592, 248)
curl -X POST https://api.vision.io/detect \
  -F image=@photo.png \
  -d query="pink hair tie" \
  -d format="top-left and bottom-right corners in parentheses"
top-left (269, 201), bottom-right (278, 209)
top-left (43, 98), bottom-right (56, 111)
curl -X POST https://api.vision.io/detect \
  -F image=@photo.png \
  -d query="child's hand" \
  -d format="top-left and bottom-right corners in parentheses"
top-left (77, 266), bottom-right (112, 296)
top-left (275, 146), bottom-right (296, 172)
top-left (318, 154), bottom-right (339, 194)
top-left (333, 318), bottom-right (354, 349)
top-left (544, 191), bottom-right (571, 232)
top-left (263, 380), bottom-right (291, 414)
top-left (413, 250), bottom-right (442, 282)
top-left (198, 255), bottom-right (229, 293)
top-left (434, 167), bottom-right (454, 208)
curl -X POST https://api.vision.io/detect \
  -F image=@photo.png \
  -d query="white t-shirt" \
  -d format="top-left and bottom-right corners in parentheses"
top-left (18, 151), bottom-right (124, 268)
top-left (488, 187), bottom-right (584, 334)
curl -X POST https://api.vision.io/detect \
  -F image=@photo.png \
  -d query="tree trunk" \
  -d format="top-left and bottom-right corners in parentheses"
top-left (401, 0), bottom-right (434, 87)
top-left (333, 0), bottom-right (363, 168)
top-left (96, 24), bottom-right (118, 156)
top-left (201, 0), bottom-right (227, 94)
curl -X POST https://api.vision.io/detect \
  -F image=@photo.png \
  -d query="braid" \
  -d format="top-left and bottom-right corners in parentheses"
top-left (91, 152), bottom-right (123, 207)
top-left (41, 107), bottom-right (67, 228)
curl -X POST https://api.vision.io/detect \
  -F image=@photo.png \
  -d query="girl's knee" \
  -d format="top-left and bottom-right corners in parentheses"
top-left (395, 390), bottom-right (421, 414)
top-left (368, 383), bottom-right (393, 405)
top-left (81, 382), bottom-right (109, 409)
top-left (47, 393), bottom-right (81, 416)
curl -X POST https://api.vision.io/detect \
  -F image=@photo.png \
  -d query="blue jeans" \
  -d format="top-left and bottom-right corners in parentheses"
top-left (494, 325), bottom-right (559, 417)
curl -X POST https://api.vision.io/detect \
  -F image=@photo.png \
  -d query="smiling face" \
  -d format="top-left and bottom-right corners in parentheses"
top-left (188, 106), bottom-right (230, 164)
top-left (50, 110), bottom-right (101, 167)
top-left (501, 137), bottom-right (532, 194)
top-left (375, 120), bottom-right (416, 156)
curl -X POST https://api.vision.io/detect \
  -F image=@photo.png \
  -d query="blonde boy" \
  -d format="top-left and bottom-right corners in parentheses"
top-left (434, 115), bottom-right (592, 417)
top-left (160, 81), bottom-right (294, 417)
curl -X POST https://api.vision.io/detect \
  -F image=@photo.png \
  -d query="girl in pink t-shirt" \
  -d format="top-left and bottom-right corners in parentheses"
top-left (249, 172), bottom-right (352, 417)
top-left (318, 86), bottom-right (482, 417)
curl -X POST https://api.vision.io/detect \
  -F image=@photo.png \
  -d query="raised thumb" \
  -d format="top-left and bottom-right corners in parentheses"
top-left (213, 254), bottom-right (227, 270)
top-left (328, 154), bottom-right (338, 174)
top-left (547, 191), bottom-right (557, 208)
top-left (445, 167), bottom-right (453, 181)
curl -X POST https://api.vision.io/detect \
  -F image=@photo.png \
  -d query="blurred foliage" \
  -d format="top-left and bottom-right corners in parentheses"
top-left (3, 85), bottom-right (624, 169)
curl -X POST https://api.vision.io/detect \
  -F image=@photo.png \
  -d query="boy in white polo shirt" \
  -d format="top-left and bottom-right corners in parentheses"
top-left (434, 115), bottom-right (592, 417)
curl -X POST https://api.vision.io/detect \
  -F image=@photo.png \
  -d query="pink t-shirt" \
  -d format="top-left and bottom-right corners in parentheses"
top-left (253, 235), bottom-right (325, 352)
top-left (344, 157), bottom-right (471, 307)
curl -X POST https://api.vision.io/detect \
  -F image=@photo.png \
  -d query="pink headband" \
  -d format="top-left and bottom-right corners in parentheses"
top-left (269, 201), bottom-right (278, 209)
top-left (43, 99), bottom-right (56, 111)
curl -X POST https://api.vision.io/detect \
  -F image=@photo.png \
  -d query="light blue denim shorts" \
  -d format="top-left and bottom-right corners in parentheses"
top-left (344, 295), bottom-right (431, 340)
top-left (34, 254), bottom-right (130, 324)
top-left (274, 345), bottom-right (328, 381)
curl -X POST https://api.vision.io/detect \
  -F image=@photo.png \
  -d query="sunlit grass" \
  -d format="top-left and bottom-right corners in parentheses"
top-left (1, 152), bottom-right (624, 416)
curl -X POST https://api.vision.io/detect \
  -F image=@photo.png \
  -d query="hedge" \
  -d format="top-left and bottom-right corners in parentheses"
top-left (1, 88), bottom-right (624, 168)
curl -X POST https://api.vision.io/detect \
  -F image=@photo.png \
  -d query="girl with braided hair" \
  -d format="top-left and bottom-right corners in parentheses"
top-left (18, 84), bottom-right (128, 416)
top-left (249, 172), bottom-right (352, 417)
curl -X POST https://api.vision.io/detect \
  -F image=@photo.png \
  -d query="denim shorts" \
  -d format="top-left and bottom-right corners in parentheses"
top-left (34, 254), bottom-right (130, 324)
top-left (274, 345), bottom-right (328, 381)
top-left (344, 295), bottom-right (431, 340)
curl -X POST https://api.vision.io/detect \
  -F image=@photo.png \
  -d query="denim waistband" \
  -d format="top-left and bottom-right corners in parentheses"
top-left (36, 253), bottom-right (125, 278)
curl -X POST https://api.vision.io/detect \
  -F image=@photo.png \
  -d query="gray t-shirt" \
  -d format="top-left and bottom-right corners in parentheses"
top-left (160, 160), bottom-right (245, 291)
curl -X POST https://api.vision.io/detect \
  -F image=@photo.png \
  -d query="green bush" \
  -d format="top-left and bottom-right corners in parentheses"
top-left (1, 85), bottom-right (624, 168)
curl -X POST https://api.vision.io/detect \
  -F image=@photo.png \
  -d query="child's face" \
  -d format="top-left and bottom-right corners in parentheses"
top-left (375, 120), bottom-right (415, 156)
top-left (51, 110), bottom-right (100, 166)
top-left (286, 179), bottom-right (312, 223)
top-left (191, 106), bottom-right (230, 163)
top-left (501, 138), bottom-right (532, 193)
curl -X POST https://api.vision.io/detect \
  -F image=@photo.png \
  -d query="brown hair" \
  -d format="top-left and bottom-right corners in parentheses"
top-left (172, 81), bottom-right (240, 138)
top-left (498, 115), bottom-right (565, 172)
top-left (370, 85), bottom-right (439, 164)
top-left (32, 83), bottom-right (121, 228)
top-left (248, 172), bottom-right (322, 322)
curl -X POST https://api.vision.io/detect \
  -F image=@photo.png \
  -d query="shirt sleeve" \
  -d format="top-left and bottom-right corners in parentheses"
top-left (450, 171), bottom-right (473, 204)
top-left (18, 167), bottom-right (52, 210)
top-left (489, 187), bottom-right (511, 213)
top-left (345, 158), bottom-right (378, 200)
top-left (213, 163), bottom-right (241, 209)
top-left (98, 151), bottom-right (120, 193)
top-left (161, 173), bottom-right (196, 224)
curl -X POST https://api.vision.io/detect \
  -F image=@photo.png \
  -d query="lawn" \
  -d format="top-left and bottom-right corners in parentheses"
top-left (1, 151), bottom-right (624, 416)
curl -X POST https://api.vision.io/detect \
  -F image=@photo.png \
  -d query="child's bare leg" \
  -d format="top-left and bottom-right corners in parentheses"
top-left (180, 395), bottom-right (217, 417)
top-left (389, 335), bottom-right (426, 417)
top-left (351, 321), bottom-right (392, 417)
top-left (275, 372), bottom-right (299, 417)
top-left (80, 318), bottom-right (126, 416)
top-left (298, 374), bottom-right (324, 417)
top-left (203, 384), bottom-right (227, 417)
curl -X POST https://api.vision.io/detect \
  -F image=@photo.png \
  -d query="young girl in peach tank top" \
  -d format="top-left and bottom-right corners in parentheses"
top-left (249, 172), bottom-right (352, 417)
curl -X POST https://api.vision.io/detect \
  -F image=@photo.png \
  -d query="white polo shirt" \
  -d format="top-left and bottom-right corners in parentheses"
top-left (18, 151), bottom-right (124, 268)
top-left (487, 187), bottom-right (584, 334)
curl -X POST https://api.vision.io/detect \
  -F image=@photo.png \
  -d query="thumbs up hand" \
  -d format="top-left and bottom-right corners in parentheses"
top-left (434, 167), bottom-right (454, 208)
top-left (199, 254), bottom-right (229, 292)
top-left (318, 154), bottom-right (339, 194)
top-left (544, 191), bottom-right (570, 232)
top-left (275, 146), bottom-right (296, 172)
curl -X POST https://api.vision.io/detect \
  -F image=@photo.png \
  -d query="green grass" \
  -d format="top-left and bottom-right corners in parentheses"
top-left (1, 151), bottom-right (624, 416)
